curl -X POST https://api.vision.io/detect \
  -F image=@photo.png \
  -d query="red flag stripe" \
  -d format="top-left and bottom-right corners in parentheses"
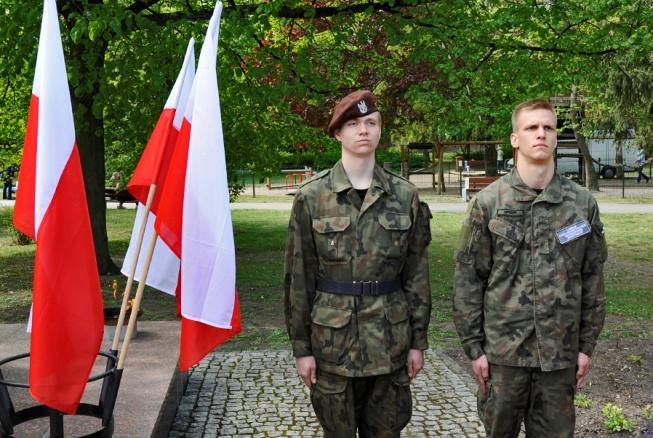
top-left (29, 146), bottom-right (103, 413)
top-left (127, 108), bottom-right (178, 209)
top-left (154, 117), bottom-right (191, 258)
top-left (179, 292), bottom-right (241, 370)
top-left (13, 95), bottom-right (39, 238)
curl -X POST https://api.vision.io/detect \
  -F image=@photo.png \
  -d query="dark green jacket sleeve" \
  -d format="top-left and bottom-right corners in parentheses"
top-left (453, 198), bottom-right (492, 360)
top-left (283, 191), bottom-right (318, 357)
top-left (401, 193), bottom-right (432, 350)
top-left (579, 201), bottom-right (607, 356)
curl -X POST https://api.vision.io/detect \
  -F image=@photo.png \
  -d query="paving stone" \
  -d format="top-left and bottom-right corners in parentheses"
top-left (169, 349), bottom-right (484, 436)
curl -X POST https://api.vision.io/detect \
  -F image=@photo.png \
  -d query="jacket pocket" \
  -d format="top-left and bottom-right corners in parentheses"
top-left (312, 216), bottom-right (351, 262)
top-left (558, 235), bottom-right (588, 278)
top-left (384, 296), bottom-right (411, 359)
top-left (488, 218), bottom-right (524, 274)
top-left (379, 213), bottom-right (412, 259)
top-left (311, 304), bottom-right (353, 364)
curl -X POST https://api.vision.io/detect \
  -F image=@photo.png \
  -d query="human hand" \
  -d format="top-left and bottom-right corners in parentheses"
top-left (406, 349), bottom-right (425, 380)
top-left (576, 352), bottom-right (590, 392)
top-left (471, 354), bottom-right (489, 394)
top-left (295, 356), bottom-right (317, 388)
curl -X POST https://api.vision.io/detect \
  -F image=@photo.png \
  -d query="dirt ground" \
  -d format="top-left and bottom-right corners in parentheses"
top-left (444, 316), bottom-right (653, 437)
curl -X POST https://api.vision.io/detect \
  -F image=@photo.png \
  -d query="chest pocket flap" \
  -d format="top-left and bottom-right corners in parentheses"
top-left (312, 305), bottom-right (352, 328)
top-left (488, 218), bottom-right (524, 243)
top-left (379, 213), bottom-right (411, 231)
top-left (312, 216), bottom-right (351, 234)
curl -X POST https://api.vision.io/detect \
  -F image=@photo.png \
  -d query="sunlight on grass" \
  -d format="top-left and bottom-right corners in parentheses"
top-left (0, 207), bottom-right (651, 347)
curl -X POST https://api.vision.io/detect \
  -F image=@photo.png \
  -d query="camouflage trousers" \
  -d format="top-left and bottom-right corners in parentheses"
top-left (478, 364), bottom-right (576, 438)
top-left (310, 367), bottom-right (412, 438)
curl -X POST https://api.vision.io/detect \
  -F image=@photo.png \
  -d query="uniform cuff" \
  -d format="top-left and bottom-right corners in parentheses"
top-left (463, 342), bottom-right (484, 360)
top-left (579, 341), bottom-right (596, 357)
top-left (292, 341), bottom-right (312, 358)
top-left (411, 332), bottom-right (429, 350)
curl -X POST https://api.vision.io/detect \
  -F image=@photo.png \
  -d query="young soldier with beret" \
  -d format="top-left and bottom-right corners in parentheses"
top-left (453, 99), bottom-right (607, 437)
top-left (284, 90), bottom-right (433, 437)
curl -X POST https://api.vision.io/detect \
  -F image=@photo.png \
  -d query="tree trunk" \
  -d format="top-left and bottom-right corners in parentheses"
top-left (615, 138), bottom-right (624, 178)
top-left (69, 39), bottom-right (118, 275)
top-left (575, 132), bottom-right (600, 191)
top-left (570, 86), bottom-right (599, 191)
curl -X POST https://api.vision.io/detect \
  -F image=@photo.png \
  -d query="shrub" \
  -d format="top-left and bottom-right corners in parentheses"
top-left (0, 207), bottom-right (32, 245)
top-left (601, 403), bottom-right (633, 433)
top-left (643, 405), bottom-right (653, 426)
top-left (574, 393), bottom-right (591, 409)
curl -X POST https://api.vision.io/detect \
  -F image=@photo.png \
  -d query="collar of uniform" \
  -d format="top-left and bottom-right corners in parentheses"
top-left (510, 168), bottom-right (563, 204)
top-left (329, 160), bottom-right (390, 194)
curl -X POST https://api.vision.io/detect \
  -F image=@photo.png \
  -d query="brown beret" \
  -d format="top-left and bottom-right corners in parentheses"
top-left (327, 90), bottom-right (378, 136)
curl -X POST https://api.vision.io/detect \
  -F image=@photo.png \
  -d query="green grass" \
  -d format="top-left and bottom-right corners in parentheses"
top-left (0, 207), bottom-right (651, 350)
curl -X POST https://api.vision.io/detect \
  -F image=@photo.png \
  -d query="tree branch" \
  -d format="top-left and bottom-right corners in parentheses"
top-left (136, 0), bottom-right (441, 25)
top-left (127, 0), bottom-right (165, 14)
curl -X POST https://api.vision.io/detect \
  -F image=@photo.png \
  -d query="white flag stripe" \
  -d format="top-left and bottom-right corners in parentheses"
top-left (165, 38), bottom-right (196, 130)
top-left (181, 2), bottom-right (236, 328)
top-left (122, 204), bottom-right (179, 295)
top-left (121, 38), bottom-right (195, 294)
top-left (34, 0), bottom-right (75, 233)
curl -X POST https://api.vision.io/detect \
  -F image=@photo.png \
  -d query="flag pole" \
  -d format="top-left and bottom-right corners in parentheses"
top-left (111, 183), bottom-right (157, 352)
top-left (117, 226), bottom-right (159, 370)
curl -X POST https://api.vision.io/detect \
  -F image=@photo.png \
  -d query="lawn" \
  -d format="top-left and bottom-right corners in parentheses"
top-left (1, 206), bottom-right (651, 350)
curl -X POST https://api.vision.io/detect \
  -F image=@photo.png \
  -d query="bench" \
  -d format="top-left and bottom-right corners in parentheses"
top-left (105, 188), bottom-right (137, 205)
top-left (462, 176), bottom-right (500, 201)
top-left (266, 168), bottom-right (315, 190)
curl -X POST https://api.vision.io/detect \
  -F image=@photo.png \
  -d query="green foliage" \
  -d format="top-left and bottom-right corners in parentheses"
top-left (601, 403), bottom-right (634, 433)
top-left (1, 0), bottom-right (653, 269)
top-left (626, 354), bottom-right (642, 365)
top-left (0, 207), bottom-right (31, 246)
top-left (574, 393), bottom-right (591, 409)
top-left (643, 405), bottom-right (653, 426)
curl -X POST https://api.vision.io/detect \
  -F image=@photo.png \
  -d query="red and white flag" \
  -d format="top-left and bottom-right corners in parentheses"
top-left (13, 0), bottom-right (103, 414)
top-left (156, 1), bottom-right (241, 371)
top-left (121, 39), bottom-right (195, 295)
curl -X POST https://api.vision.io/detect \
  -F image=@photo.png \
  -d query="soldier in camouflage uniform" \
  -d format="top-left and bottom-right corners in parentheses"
top-left (284, 90), bottom-right (432, 438)
top-left (453, 99), bottom-right (607, 437)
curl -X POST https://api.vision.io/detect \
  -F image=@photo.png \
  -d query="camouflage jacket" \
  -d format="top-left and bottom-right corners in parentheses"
top-left (453, 169), bottom-right (607, 371)
top-left (283, 160), bottom-right (432, 377)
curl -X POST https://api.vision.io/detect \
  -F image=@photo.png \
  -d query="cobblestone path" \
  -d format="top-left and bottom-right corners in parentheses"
top-left (169, 350), bottom-right (485, 437)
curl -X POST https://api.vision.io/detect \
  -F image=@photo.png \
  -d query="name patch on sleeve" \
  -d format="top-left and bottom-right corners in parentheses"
top-left (556, 219), bottom-right (591, 245)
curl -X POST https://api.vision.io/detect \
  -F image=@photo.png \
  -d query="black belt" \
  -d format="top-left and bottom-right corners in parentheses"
top-left (316, 278), bottom-right (402, 296)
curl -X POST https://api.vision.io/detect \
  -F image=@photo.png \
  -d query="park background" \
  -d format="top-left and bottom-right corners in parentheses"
top-left (0, 0), bottom-right (652, 435)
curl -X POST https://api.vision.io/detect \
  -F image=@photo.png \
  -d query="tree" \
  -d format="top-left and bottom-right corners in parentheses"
top-left (1, 0), bottom-right (651, 271)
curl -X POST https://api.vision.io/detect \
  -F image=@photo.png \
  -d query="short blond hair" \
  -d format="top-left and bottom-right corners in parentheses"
top-left (511, 99), bottom-right (556, 133)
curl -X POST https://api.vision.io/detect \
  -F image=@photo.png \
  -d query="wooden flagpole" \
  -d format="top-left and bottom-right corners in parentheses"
top-left (117, 227), bottom-right (159, 369)
top-left (110, 184), bottom-right (157, 352)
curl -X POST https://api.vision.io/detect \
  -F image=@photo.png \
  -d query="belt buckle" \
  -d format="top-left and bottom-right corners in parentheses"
top-left (359, 280), bottom-right (379, 296)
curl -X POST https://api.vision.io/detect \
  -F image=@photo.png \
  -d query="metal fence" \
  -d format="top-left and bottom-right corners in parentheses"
top-left (232, 161), bottom-right (653, 200)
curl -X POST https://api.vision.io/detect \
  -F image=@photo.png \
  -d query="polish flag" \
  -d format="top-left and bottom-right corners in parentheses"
top-left (12, 0), bottom-right (103, 414)
top-left (121, 39), bottom-right (195, 295)
top-left (155, 1), bottom-right (241, 371)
